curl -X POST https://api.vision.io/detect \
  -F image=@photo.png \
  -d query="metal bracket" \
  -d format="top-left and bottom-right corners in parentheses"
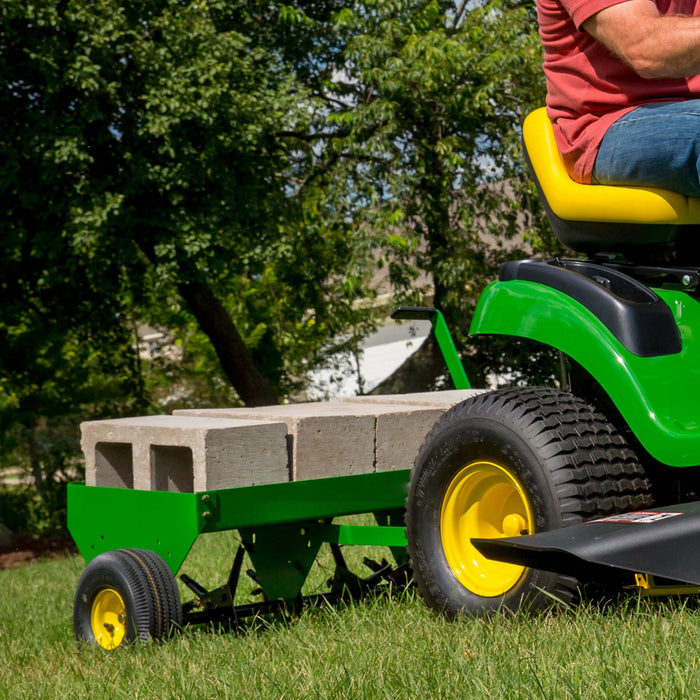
top-left (391, 306), bottom-right (470, 389)
top-left (632, 573), bottom-right (700, 597)
top-left (180, 537), bottom-right (412, 631)
top-left (590, 257), bottom-right (700, 292)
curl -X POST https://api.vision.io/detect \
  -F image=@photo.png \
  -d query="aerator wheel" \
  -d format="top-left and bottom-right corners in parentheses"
top-left (73, 549), bottom-right (182, 649)
top-left (406, 386), bottom-right (652, 616)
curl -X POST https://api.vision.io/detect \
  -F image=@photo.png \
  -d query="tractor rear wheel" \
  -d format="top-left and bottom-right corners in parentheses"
top-left (73, 548), bottom-right (182, 649)
top-left (406, 386), bottom-right (652, 616)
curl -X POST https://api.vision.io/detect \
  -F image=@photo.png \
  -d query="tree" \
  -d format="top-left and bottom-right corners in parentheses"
top-left (1, 0), bottom-right (556, 508)
top-left (1, 0), bottom-right (386, 410)
top-left (221, 0), bottom-right (557, 392)
top-left (333, 0), bottom-right (556, 389)
top-left (0, 0), bottom-right (381, 502)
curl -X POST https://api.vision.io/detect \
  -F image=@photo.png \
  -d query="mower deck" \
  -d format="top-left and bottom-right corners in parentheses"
top-left (473, 501), bottom-right (700, 588)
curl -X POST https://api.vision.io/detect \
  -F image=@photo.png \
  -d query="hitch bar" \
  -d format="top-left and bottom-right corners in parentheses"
top-left (391, 307), bottom-right (470, 389)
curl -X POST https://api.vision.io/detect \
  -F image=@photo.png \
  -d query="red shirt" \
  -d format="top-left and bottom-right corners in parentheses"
top-left (538, 0), bottom-right (700, 183)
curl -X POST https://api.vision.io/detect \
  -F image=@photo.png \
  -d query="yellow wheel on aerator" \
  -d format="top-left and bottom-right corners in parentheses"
top-left (74, 548), bottom-right (182, 649)
top-left (91, 588), bottom-right (127, 650)
top-left (440, 460), bottom-right (534, 597)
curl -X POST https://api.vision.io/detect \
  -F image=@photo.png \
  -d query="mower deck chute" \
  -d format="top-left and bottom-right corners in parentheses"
top-left (472, 501), bottom-right (700, 587)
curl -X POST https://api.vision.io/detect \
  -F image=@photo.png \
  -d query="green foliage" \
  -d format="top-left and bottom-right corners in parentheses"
top-left (338, 0), bottom-right (548, 316)
top-left (1, 0), bottom-right (553, 401)
top-left (0, 483), bottom-right (69, 534)
top-left (1, 0), bottom-right (377, 398)
top-left (315, 0), bottom-right (558, 386)
top-left (1, 0), bottom-right (558, 525)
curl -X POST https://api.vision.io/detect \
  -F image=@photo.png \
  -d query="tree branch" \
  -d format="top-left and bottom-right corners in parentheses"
top-left (452, 0), bottom-right (470, 29)
top-left (134, 237), bottom-right (279, 407)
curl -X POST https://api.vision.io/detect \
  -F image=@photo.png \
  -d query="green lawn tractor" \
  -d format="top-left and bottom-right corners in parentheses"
top-left (403, 107), bottom-right (700, 617)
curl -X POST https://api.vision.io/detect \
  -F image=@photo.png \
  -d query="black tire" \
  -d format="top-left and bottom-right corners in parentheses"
top-left (74, 549), bottom-right (182, 649)
top-left (406, 386), bottom-right (652, 616)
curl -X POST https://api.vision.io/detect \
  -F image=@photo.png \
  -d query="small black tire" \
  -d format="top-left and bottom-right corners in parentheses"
top-left (73, 549), bottom-right (182, 649)
top-left (406, 386), bottom-right (652, 617)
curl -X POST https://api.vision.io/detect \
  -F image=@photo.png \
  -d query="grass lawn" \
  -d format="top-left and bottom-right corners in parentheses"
top-left (3, 529), bottom-right (700, 699)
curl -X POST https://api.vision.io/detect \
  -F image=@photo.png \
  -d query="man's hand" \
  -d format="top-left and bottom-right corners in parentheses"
top-left (584, 0), bottom-right (700, 79)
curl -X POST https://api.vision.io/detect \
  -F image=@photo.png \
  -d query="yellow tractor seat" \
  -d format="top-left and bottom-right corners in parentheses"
top-left (523, 108), bottom-right (700, 260)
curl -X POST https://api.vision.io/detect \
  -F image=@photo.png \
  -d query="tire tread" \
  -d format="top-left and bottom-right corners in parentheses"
top-left (73, 548), bottom-right (181, 647)
top-left (407, 386), bottom-right (652, 613)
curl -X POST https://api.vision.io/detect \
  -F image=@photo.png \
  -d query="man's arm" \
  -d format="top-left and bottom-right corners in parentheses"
top-left (584, 0), bottom-right (700, 79)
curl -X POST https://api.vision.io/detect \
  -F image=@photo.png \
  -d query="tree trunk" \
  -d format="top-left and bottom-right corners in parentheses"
top-left (28, 419), bottom-right (44, 496)
top-left (134, 236), bottom-right (279, 407)
top-left (176, 279), bottom-right (280, 407)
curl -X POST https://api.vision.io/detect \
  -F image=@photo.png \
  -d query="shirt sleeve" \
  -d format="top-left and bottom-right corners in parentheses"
top-left (562, 0), bottom-right (637, 29)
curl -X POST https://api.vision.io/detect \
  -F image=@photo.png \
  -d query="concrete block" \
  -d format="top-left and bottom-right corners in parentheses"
top-left (373, 407), bottom-right (446, 472)
top-left (174, 397), bottom-right (478, 478)
top-left (342, 392), bottom-right (488, 472)
top-left (174, 404), bottom-right (378, 480)
top-left (350, 392), bottom-right (489, 471)
top-left (81, 415), bottom-right (288, 492)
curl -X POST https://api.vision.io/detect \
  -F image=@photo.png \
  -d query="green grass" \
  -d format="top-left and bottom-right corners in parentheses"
top-left (3, 531), bottom-right (700, 700)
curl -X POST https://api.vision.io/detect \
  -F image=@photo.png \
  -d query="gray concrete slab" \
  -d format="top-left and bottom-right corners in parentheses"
top-left (338, 389), bottom-right (487, 406)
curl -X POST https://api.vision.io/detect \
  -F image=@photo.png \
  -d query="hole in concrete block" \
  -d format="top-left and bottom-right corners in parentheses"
top-left (151, 445), bottom-right (194, 493)
top-left (95, 442), bottom-right (134, 489)
top-left (285, 434), bottom-right (294, 481)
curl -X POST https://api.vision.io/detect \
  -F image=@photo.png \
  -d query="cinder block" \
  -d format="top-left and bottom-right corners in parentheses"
top-left (373, 407), bottom-right (446, 472)
top-left (174, 404), bottom-right (378, 480)
top-left (81, 415), bottom-right (288, 492)
top-left (348, 391), bottom-right (488, 471)
top-left (174, 397), bottom-right (477, 479)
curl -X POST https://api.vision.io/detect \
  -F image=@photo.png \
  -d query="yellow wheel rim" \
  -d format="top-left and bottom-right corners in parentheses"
top-left (440, 460), bottom-right (534, 597)
top-left (91, 588), bottom-right (127, 650)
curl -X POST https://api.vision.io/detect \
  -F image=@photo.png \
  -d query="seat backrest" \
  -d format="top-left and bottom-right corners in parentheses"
top-left (523, 108), bottom-right (700, 260)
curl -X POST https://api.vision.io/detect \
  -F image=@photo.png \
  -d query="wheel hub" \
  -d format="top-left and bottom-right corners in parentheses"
top-left (502, 513), bottom-right (528, 538)
top-left (440, 460), bottom-right (534, 597)
top-left (91, 588), bottom-right (127, 650)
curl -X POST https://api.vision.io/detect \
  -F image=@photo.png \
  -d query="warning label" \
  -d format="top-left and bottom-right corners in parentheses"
top-left (590, 511), bottom-right (683, 524)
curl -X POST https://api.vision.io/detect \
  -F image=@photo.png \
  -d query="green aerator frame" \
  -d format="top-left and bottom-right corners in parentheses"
top-left (67, 308), bottom-right (466, 616)
top-left (68, 470), bottom-right (409, 603)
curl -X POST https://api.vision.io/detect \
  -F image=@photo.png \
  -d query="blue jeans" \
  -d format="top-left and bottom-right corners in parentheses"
top-left (592, 100), bottom-right (700, 197)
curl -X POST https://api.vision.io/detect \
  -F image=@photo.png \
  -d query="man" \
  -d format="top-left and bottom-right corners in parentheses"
top-left (538, 0), bottom-right (700, 196)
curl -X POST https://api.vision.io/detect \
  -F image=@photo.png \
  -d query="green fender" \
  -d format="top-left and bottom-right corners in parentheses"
top-left (469, 279), bottom-right (700, 467)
